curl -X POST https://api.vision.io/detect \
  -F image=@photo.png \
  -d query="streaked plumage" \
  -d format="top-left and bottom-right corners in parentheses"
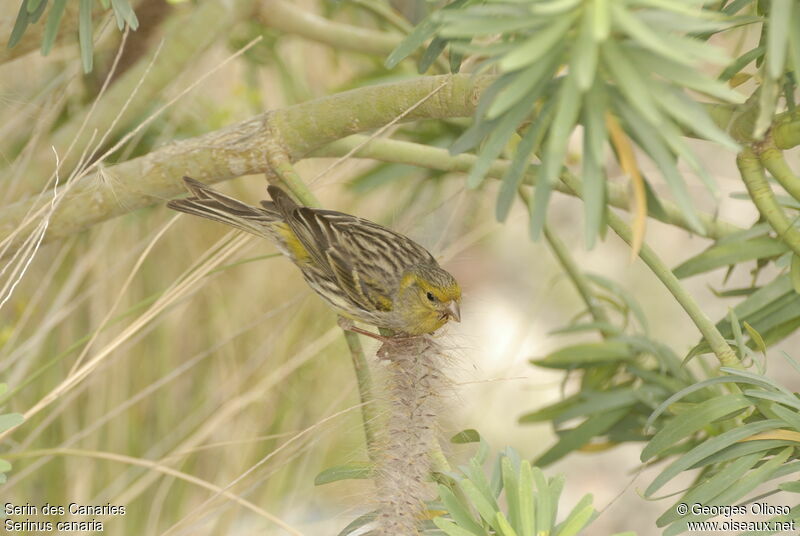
top-left (167, 177), bottom-right (461, 335)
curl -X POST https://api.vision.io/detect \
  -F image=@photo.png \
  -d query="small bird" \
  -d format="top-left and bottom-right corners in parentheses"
top-left (167, 177), bottom-right (461, 337)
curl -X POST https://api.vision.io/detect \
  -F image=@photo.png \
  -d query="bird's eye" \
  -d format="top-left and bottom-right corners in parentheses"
top-left (426, 291), bottom-right (436, 302)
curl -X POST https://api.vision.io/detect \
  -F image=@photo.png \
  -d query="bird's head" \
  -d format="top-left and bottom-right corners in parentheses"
top-left (394, 264), bottom-right (461, 335)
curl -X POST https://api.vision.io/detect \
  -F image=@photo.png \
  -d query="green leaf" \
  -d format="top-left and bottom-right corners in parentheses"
top-left (452, 429), bottom-right (482, 444)
top-left (592, 0), bottom-right (610, 40)
top-left (41, 0), bottom-right (68, 55)
top-left (518, 460), bottom-right (535, 536)
top-left (519, 393), bottom-right (581, 424)
top-left (385, 16), bottom-right (439, 69)
top-left (8, 1), bottom-right (31, 49)
top-left (27, 0), bottom-right (45, 14)
top-left (337, 513), bottom-right (376, 536)
top-left (663, 447), bottom-right (793, 536)
top-left (742, 321), bottom-right (767, 353)
top-left (438, 484), bottom-right (485, 535)
top-left (111, 0), bottom-right (139, 30)
top-left (673, 237), bottom-right (787, 278)
top-left (0, 459), bottom-right (11, 473)
top-left (79, 0), bottom-right (93, 73)
top-left (533, 341), bottom-right (633, 369)
top-left (0, 413), bottom-right (24, 432)
top-left (554, 387), bottom-right (663, 425)
top-left (780, 481), bottom-right (800, 493)
top-left (586, 273), bottom-right (648, 332)
top-left (314, 462), bottom-right (371, 485)
top-left (489, 52), bottom-right (560, 119)
top-left (789, 6), bottom-right (800, 86)
top-left (755, 67), bottom-right (780, 138)
top-left (467, 85), bottom-right (544, 189)
top-left (602, 41), bottom-right (664, 126)
top-left (572, 6), bottom-right (598, 90)
top-left (766, 0), bottom-right (793, 79)
top-left (640, 393), bottom-right (754, 462)
top-left (535, 408), bottom-right (629, 466)
top-left (533, 467), bottom-right (551, 534)
top-left (649, 83), bottom-right (739, 150)
top-left (530, 76), bottom-right (581, 238)
top-left (644, 419), bottom-right (784, 496)
top-left (791, 254), bottom-right (800, 293)
top-left (771, 404), bottom-right (800, 431)
top-left (459, 479), bottom-right (503, 533)
top-left (614, 101), bottom-right (704, 234)
top-left (611, 4), bottom-right (695, 67)
top-left (28, 0), bottom-right (48, 23)
top-left (501, 457), bottom-right (522, 532)
top-left (435, 516), bottom-right (483, 536)
top-left (499, 14), bottom-right (575, 71)
top-left (656, 451), bottom-right (764, 527)
top-left (419, 36), bottom-right (448, 73)
top-left (554, 494), bottom-right (594, 536)
top-left (581, 85), bottom-right (607, 248)
top-left (496, 511), bottom-right (519, 536)
top-left (719, 46), bottom-right (765, 82)
top-left (495, 98), bottom-right (554, 222)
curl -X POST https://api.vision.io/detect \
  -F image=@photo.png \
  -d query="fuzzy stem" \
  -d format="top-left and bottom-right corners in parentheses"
top-left (738, 146), bottom-right (800, 257)
top-left (373, 337), bottom-right (445, 536)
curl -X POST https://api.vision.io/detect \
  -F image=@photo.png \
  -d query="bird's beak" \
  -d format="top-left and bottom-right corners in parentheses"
top-left (446, 300), bottom-right (461, 322)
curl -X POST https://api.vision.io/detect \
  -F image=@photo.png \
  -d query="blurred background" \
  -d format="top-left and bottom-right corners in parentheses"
top-left (1, 1), bottom-right (798, 534)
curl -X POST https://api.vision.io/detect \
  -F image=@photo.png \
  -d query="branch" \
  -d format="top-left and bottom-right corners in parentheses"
top-left (0, 74), bottom-right (490, 255)
top-left (738, 146), bottom-right (800, 257)
top-left (314, 135), bottom-right (743, 239)
top-left (258, 0), bottom-right (401, 56)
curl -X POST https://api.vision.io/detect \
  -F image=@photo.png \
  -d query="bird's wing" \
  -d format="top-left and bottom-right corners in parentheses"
top-left (280, 205), bottom-right (434, 313)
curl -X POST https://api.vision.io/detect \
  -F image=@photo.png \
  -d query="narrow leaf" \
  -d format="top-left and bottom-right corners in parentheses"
top-left (78, 0), bottom-right (93, 73)
top-left (42, 0), bottom-right (68, 55)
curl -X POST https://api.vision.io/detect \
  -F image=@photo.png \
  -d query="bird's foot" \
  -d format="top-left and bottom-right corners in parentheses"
top-left (337, 317), bottom-right (391, 343)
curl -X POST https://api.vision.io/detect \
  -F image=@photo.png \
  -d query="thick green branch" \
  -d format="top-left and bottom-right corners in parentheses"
top-left (0, 74), bottom-right (490, 255)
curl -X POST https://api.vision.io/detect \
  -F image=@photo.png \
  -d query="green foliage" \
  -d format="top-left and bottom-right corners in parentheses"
top-left (520, 265), bottom-right (697, 466)
top-left (429, 441), bottom-right (619, 536)
top-left (7, 0), bottom-right (139, 72)
top-left (388, 0), bottom-right (754, 244)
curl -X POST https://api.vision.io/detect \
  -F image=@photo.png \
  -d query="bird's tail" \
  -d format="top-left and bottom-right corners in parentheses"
top-left (167, 177), bottom-right (282, 238)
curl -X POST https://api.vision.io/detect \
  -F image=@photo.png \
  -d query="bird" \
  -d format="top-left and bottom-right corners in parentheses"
top-left (167, 177), bottom-right (461, 337)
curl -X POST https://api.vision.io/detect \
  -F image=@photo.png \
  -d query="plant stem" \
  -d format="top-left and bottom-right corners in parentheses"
top-left (738, 146), bottom-right (800, 257)
top-left (757, 137), bottom-right (800, 202)
top-left (315, 136), bottom-right (744, 240)
top-left (262, 148), bottom-right (380, 457)
top-left (542, 224), bottom-right (612, 332)
top-left (603, 210), bottom-right (741, 368)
